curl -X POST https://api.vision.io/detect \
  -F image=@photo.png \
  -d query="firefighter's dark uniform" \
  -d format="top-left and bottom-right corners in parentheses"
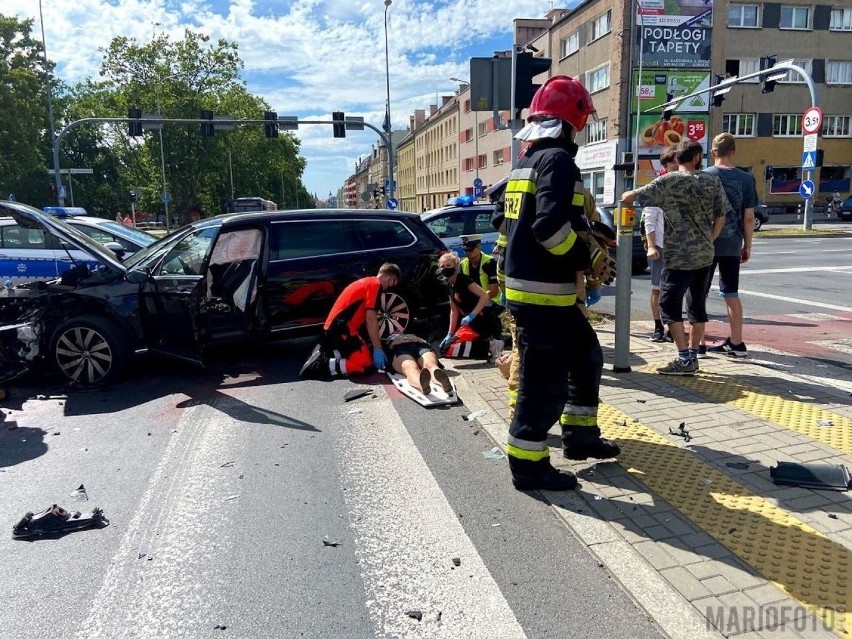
top-left (500, 138), bottom-right (609, 484)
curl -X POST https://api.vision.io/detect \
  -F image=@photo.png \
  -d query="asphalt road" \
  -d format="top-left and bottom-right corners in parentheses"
top-left (0, 341), bottom-right (663, 639)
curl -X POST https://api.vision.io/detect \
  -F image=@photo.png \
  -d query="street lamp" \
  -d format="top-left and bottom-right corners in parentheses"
top-left (383, 0), bottom-right (395, 201)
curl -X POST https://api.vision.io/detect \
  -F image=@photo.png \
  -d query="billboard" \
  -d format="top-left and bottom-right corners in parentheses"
top-left (638, 0), bottom-right (713, 27)
top-left (633, 71), bottom-right (711, 113)
top-left (632, 114), bottom-right (709, 155)
top-left (638, 26), bottom-right (711, 68)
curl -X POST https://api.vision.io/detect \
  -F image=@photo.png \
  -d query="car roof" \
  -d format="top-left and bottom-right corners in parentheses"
top-left (215, 208), bottom-right (424, 228)
top-left (421, 203), bottom-right (495, 219)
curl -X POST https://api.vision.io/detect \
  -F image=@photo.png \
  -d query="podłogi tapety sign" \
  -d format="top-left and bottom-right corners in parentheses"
top-left (639, 26), bottom-right (710, 68)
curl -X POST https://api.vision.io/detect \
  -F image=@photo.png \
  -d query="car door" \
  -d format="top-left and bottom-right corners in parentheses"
top-left (470, 206), bottom-right (499, 254)
top-left (139, 226), bottom-right (219, 362)
top-left (423, 209), bottom-right (467, 256)
top-left (0, 222), bottom-right (60, 283)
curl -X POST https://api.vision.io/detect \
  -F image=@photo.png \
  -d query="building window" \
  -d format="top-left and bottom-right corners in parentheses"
top-left (477, 154), bottom-right (487, 170)
top-left (728, 4), bottom-right (759, 27)
top-left (477, 121), bottom-right (487, 137)
top-left (779, 59), bottom-right (812, 83)
top-left (464, 100), bottom-right (471, 113)
top-left (826, 60), bottom-right (852, 84)
top-left (463, 158), bottom-right (474, 172)
top-left (773, 114), bottom-right (802, 136)
top-left (830, 8), bottom-right (852, 30)
top-left (823, 115), bottom-right (852, 137)
top-left (586, 119), bottom-right (607, 143)
top-left (722, 114), bottom-right (756, 136)
top-left (561, 31), bottom-right (580, 58)
top-left (493, 150), bottom-right (504, 166)
top-left (780, 5), bottom-right (809, 29)
top-left (590, 11), bottom-right (612, 41)
top-left (587, 64), bottom-right (610, 93)
top-left (725, 58), bottom-right (761, 82)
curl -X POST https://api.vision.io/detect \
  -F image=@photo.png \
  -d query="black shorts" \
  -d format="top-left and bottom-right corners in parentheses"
top-left (391, 343), bottom-right (433, 360)
top-left (660, 266), bottom-right (713, 325)
top-left (710, 255), bottom-right (741, 298)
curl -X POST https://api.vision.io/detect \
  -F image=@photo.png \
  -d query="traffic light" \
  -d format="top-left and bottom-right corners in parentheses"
top-left (200, 109), bottom-right (214, 137)
top-left (129, 190), bottom-right (138, 203)
top-left (760, 56), bottom-right (779, 94)
top-left (711, 75), bottom-right (726, 108)
top-left (514, 51), bottom-right (552, 111)
top-left (332, 111), bottom-right (346, 138)
top-left (128, 108), bottom-right (143, 136)
top-left (264, 111), bottom-right (279, 138)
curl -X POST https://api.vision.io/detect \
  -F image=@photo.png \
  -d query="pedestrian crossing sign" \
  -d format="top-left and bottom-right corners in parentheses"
top-left (801, 151), bottom-right (816, 169)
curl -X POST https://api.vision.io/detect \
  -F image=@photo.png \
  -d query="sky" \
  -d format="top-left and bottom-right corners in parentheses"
top-left (9, 0), bottom-right (559, 198)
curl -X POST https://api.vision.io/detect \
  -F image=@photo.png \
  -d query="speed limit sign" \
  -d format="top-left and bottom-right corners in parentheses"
top-left (802, 107), bottom-right (823, 135)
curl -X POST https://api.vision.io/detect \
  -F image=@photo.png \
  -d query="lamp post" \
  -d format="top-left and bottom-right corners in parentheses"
top-left (38, 0), bottom-right (61, 204)
top-left (383, 0), bottom-right (394, 202)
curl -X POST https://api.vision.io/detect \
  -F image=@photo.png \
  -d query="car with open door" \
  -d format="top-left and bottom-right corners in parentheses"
top-left (0, 201), bottom-right (449, 388)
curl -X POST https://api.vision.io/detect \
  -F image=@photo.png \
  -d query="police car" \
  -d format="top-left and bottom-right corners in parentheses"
top-left (421, 195), bottom-right (499, 258)
top-left (0, 207), bottom-right (156, 284)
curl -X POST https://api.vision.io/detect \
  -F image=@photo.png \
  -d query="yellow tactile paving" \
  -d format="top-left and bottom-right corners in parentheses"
top-left (599, 403), bottom-right (850, 637)
top-left (639, 366), bottom-right (852, 454)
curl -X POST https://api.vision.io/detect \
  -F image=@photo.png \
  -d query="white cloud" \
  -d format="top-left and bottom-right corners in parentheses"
top-left (9, 0), bottom-right (554, 194)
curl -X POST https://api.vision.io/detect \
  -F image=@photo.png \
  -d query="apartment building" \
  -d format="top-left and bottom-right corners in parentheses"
top-left (456, 83), bottom-right (513, 198)
top-left (414, 96), bottom-right (461, 211)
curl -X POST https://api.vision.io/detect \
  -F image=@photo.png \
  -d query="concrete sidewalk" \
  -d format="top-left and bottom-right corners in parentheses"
top-left (446, 321), bottom-right (852, 639)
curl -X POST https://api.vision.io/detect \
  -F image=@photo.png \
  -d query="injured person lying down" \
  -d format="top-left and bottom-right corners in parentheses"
top-left (383, 333), bottom-right (458, 406)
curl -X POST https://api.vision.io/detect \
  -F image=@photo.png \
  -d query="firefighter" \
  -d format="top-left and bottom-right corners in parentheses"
top-left (299, 262), bottom-right (400, 379)
top-left (459, 234), bottom-right (500, 301)
top-left (499, 75), bottom-right (620, 492)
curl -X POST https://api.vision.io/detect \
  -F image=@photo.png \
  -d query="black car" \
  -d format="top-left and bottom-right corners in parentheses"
top-left (753, 204), bottom-right (769, 231)
top-left (0, 201), bottom-right (449, 387)
top-left (597, 205), bottom-right (648, 274)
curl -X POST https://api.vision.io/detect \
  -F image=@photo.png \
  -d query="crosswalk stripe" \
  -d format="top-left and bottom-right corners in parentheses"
top-left (337, 390), bottom-right (527, 637)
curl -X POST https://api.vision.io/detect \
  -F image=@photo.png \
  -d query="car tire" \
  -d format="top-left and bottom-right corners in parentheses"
top-left (754, 217), bottom-right (763, 231)
top-left (49, 315), bottom-right (131, 387)
top-left (378, 291), bottom-right (411, 339)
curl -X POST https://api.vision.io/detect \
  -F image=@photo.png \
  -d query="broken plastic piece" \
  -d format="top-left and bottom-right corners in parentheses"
top-left (817, 419), bottom-right (833, 428)
top-left (451, 557), bottom-right (461, 567)
top-left (406, 611), bottom-right (423, 622)
top-left (770, 462), bottom-right (851, 491)
top-left (725, 462), bottom-right (750, 470)
top-left (12, 504), bottom-right (108, 538)
top-left (668, 422), bottom-right (692, 442)
top-left (323, 540), bottom-right (341, 547)
top-left (345, 407), bottom-right (363, 415)
top-left (344, 388), bottom-right (372, 402)
top-left (69, 484), bottom-right (88, 501)
top-left (464, 410), bottom-right (487, 422)
top-left (482, 446), bottom-right (505, 460)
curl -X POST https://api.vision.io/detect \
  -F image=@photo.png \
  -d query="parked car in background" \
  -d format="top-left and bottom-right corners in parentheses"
top-left (421, 196), bottom-right (499, 257)
top-left (0, 202), bottom-right (450, 387)
top-left (753, 204), bottom-right (769, 231)
top-left (0, 211), bottom-right (155, 284)
top-left (839, 196), bottom-right (852, 222)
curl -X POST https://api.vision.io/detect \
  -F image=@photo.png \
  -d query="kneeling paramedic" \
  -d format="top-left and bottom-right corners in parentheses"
top-left (300, 263), bottom-right (400, 378)
top-left (498, 75), bottom-right (620, 492)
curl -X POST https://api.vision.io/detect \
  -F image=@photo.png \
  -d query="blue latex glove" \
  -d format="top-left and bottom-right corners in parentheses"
top-left (586, 288), bottom-right (602, 307)
top-left (460, 312), bottom-right (477, 326)
top-left (439, 332), bottom-right (454, 351)
top-left (372, 347), bottom-right (387, 371)
top-left (498, 290), bottom-right (507, 307)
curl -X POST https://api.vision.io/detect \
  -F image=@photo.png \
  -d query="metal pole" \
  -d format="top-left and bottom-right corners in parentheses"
top-left (159, 129), bottom-right (170, 232)
top-left (67, 173), bottom-right (74, 206)
top-left (633, 0), bottom-right (645, 183)
top-left (131, 200), bottom-right (136, 227)
top-left (510, 24), bottom-right (522, 168)
top-left (383, 0), bottom-right (395, 201)
top-left (38, 0), bottom-right (62, 205)
top-left (229, 150), bottom-right (235, 198)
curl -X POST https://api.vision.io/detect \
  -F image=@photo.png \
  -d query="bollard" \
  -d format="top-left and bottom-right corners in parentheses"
top-left (613, 203), bottom-right (635, 372)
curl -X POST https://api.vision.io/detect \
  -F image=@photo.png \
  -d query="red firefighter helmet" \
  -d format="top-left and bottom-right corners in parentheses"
top-left (528, 75), bottom-right (596, 132)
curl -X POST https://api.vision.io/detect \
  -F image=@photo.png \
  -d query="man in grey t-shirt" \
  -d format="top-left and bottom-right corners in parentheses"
top-left (700, 133), bottom-right (759, 358)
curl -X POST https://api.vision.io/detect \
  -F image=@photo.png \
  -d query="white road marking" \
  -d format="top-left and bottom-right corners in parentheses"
top-left (735, 287), bottom-right (852, 313)
top-left (337, 393), bottom-right (527, 638)
top-left (742, 266), bottom-right (852, 275)
top-left (77, 404), bottom-right (241, 638)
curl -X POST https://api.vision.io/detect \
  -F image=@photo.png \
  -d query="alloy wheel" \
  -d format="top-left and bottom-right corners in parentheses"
top-left (378, 292), bottom-right (410, 339)
top-left (54, 326), bottom-right (114, 385)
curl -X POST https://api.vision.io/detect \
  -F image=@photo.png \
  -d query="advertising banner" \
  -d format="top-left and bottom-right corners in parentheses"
top-left (638, 26), bottom-right (711, 68)
top-left (632, 113), bottom-right (709, 155)
top-left (633, 71), bottom-right (711, 113)
top-left (637, 0), bottom-right (713, 27)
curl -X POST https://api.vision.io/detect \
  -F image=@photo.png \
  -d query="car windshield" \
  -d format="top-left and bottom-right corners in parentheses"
top-left (122, 221), bottom-right (222, 270)
top-left (92, 220), bottom-right (156, 246)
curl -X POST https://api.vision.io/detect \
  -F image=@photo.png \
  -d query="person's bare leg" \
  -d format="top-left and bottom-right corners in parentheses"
top-left (650, 289), bottom-right (661, 320)
top-left (394, 355), bottom-right (422, 390)
top-left (689, 322), bottom-right (705, 349)
top-left (668, 321), bottom-right (688, 350)
top-left (421, 352), bottom-right (452, 392)
top-left (726, 297), bottom-right (744, 344)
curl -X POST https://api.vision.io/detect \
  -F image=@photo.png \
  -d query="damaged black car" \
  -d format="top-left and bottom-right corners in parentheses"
top-left (0, 201), bottom-right (449, 388)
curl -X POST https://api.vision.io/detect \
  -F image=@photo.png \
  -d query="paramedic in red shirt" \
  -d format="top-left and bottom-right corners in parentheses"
top-left (299, 262), bottom-right (400, 379)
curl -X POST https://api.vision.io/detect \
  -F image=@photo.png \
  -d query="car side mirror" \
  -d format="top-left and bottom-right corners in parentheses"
top-left (126, 267), bottom-right (152, 284)
top-left (104, 241), bottom-right (126, 260)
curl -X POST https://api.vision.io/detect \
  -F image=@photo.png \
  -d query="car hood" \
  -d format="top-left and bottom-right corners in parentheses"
top-left (0, 200), bottom-right (126, 274)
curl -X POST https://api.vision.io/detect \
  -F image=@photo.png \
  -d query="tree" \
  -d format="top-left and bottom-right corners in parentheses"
top-left (0, 14), bottom-right (61, 205)
top-left (67, 30), bottom-right (311, 221)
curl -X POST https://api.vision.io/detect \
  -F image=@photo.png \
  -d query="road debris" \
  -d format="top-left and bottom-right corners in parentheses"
top-left (345, 407), bottom-right (363, 415)
top-left (220, 461), bottom-right (235, 468)
top-left (322, 540), bottom-right (341, 547)
top-left (69, 484), bottom-right (89, 501)
top-left (668, 422), bottom-right (691, 442)
top-left (451, 557), bottom-right (461, 567)
top-left (482, 446), bottom-right (505, 460)
top-left (817, 419), bottom-right (833, 428)
top-left (406, 611), bottom-right (423, 622)
top-left (725, 462), bottom-right (750, 470)
top-left (12, 504), bottom-right (109, 538)
top-left (223, 495), bottom-right (239, 502)
top-left (343, 388), bottom-right (373, 402)
top-left (463, 410), bottom-right (487, 422)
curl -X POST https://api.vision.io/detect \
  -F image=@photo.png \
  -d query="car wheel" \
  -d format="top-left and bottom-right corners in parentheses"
top-left (378, 291), bottom-right (410, 339)
top-left (754, 217), bottom-right (763, 231)
top-left (49, 315), bottom-right (130, 387)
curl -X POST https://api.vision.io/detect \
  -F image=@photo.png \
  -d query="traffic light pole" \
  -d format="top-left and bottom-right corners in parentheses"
top-left (52, 116), bottom-right (392, 208)
top-left (647, 62), bottom-right (818, 230)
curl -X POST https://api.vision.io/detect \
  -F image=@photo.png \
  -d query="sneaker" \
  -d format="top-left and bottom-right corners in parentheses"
top-left (650, 328), bottom-right (665, 342)
top-left (563, 438), bottom-right (621, 460)
top-left (707, 338), bottom-right (748, 358)
top-left (657, 358), bottom-right (698, 376)
top-left (432, 368), bottom-right (453, 393)
top-left (697, 344), bottom-right (707, 358)
top-left (418, 368), bottom-right (432, 395)
top-left (299, 345), bottom-right (329, 379)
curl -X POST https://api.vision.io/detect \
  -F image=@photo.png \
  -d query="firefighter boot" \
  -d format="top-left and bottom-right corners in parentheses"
top-left (509, 457), bottom-right (577, 491)
top-left (562, 426), bottom-right (621, 460)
